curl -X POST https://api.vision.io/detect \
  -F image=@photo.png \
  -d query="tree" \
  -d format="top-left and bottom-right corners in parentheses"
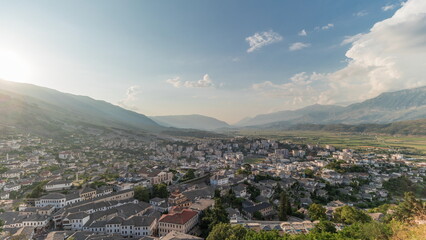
top-left (333, 206), bottom-right (371, 224)
top-left (304, 169), bottom-right (314, 178)
top-left (391, 192), bottom-right (426, 222)
top-left (206, 223), bottom-right (248, 240)
top-left (181, 169), bottom-right (196, 182)
top-left (308, 203), bottom-right (327, 221)
top-left (26, 185), bottom-right (45, 198)
top-left (134, 186), bottom-right (150, 202)
top-left (279, 192), bottom-right (289, 221)
top-left (311, 220), bottom-right (336, 234)
top-left (152, 184), bottom-right (168, 198)
top-left (201, 198), bottom-right (230, 237)
top-left (339, 221), bottom-right (392, 240)
top-left (253, 211), bottom-right (263, 220)
top-left (244, 230), bottom-right (282, 240)
top-left (214, 189), bottom-right (221, 198)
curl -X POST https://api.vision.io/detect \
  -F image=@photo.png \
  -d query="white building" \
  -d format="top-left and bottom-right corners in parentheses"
top-left (45, 179), bottom-right (73, 191)
top-left (35, 193), bottom-right (66, 209)
top-left (4, 184), bottom-right (21, 192)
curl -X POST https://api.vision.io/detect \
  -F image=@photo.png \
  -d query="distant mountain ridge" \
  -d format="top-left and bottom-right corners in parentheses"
top-left (151, 114), bottom-right (230, 130)
top-left (0, 79), bottom-right (163, 135)
top-left (270, 119), bottom-right (426, 135)
top-left (237, 86), bottom-right (426, 127)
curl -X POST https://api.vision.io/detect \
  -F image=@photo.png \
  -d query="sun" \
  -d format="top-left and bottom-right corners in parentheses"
top-left (0, 49), bottom-right (33, 83)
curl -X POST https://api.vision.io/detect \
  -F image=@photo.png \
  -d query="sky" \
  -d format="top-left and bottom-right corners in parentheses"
top-left (0, 0), bottom-right (425, 124)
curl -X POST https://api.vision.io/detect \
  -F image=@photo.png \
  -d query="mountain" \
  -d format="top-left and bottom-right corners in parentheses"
top-left (237, 86), bottom-right (426, 127)
top-left (267, 119), bottom-right (426, 135)
top-left (0, 79), bottom-right (163, 135)
top-left (151, 114), bottom-right (230, 130)
top-left (235, 104), bottom-right (345, 126)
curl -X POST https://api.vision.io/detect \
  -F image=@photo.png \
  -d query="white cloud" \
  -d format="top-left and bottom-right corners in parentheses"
top-left (252, 72), bottom-right (328, 105)
top-left (341, 33), bottom-right (364, 46)
top-left (251, 0), bottom-right (426, 107)
top-left (298, 29), bottom-right (307, 36)
top-left (246, 30), bottom-right (283, 53)
top-left (289, 42), bottom-right (311, 51)
top-left (118, 85), bottom-right (140, 110)
top-left (321, 23), bottom-right (334, 30)
top-left (382, 4), bottom-right (396, 11)
top-left (166, 74), bottom-right (214, 88)
top-left (355, 10), bottom-right (368, 17)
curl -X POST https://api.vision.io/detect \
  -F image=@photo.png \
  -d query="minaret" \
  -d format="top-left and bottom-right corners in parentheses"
top-left (76, 172), bottom-right (79, 181)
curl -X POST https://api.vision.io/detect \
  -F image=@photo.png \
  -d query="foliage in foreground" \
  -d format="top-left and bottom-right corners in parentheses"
top-left (207, 192), bottom-right (426, 240)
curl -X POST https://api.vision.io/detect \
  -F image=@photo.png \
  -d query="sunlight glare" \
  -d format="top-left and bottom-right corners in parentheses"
top-left (0, 49), bottom-right (33, 83)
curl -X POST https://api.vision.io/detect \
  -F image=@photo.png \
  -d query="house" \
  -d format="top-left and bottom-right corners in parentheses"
top-left (232, 184), bottom-right (247, 198)
top-left (2, 169), bottom-right (23, 179)
top-left (45, 179), bottom-right (73, 191)
top-left (118, 215), bottom-right (157, 237)
top-left (138, 168), bottom-right (173, 185)
top-left (162, 231), bottom-right (203, 240)
top-left (63, 212), bottom-right (90, 230)
top-left (158, 209), bottom-right (199, 236)
top-left (210, 174), bottom-right (229, 186)
top-left (168, 191), bottom-right (191, 208)
top-left (150, 197), bottom-right (168, 212)
top-left (80, 187), bottom-right (97, 200)
top-left (0, 192), bottom-right (10, 200)
top-left (243, 202), bottom-right (275, 219)
top-left (4, 184), bottom-right (21, 192)
top-left (35, 193), bottom-right (67, 209)
top-left (0, 212), bottom-right (49, 229)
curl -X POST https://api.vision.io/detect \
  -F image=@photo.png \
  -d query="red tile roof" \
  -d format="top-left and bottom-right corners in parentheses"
top-left (159, 209), bottom-right (198, 225)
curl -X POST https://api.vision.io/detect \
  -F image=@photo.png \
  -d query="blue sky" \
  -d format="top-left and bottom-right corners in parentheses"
top-left (1, 0), bottom-right (425, 123)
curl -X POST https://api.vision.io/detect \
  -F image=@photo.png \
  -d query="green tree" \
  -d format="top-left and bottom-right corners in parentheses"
top-left (181, 169), bottom-right (196, 182)
top-left (244, 230), bottom-right (282, 240)
top-left (152, 183), bottom-right (168, 198)
top-left (338, 221), bottom-right (392, 240)
top-left (201, 198), bottom-right (230, 237)
top-left (26, 185), bottom-right (45, 199)
top-left (304, 169), bottom-right (314, 178)
top-left (391, 192), bottom-right (426, 222)
top-left (206, 223), bottom-right (248, 240)
top-left (333, 206), bottom-right (371, 224)
top-left (311, 220), bottom-right (336, 234)
top-left (308, 203), bottom-right (327, 221)
top-left (279, 192), bottom-right (289, 221)
top-left (134, 186), bottom-right (150, 202)
top-left (253, 211), bottom-right (263, 220)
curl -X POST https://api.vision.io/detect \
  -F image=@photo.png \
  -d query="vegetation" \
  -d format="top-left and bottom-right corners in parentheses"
top-left (308, 203), bottom-right (327, 221)
top-left (240, 130), bottom-right (426, 156)
top-left (333, 206), bottom-right (371, 224)
top-left (152, 183), bottom-right (168, 198)
top-left (278, 192), bottom-right (291, 221)
top-left (383, 176), bottom-right (426, 198)
top-left (200, 198), bottom-right (229, 238)
top-left (180, 169), bottom-right (196, 182)
top-left (207, 192), bottom-right (426, 240)
top-left (134, 186), bottom-right (150, 202)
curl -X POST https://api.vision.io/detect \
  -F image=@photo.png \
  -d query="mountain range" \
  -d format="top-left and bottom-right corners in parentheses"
top-left (1, 79), bottom-right (425, 135)
top-left (0, 79), bottom-right (163, 136)
top-left (151, 115), bottom-right (230, 130)
top-left (236, 86), bottom-right (426, 127)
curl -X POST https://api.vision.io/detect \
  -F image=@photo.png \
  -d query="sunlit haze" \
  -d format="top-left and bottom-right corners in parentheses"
top-left (1, 0), bottom-right (425, 123)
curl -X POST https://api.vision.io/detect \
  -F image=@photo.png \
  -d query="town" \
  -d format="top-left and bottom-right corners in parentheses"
top-left (0, 130), bottom-right (424, 240)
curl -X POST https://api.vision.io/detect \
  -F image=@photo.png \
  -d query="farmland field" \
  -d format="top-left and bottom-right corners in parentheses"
top-left (238, 130), bottom-right (426, 158)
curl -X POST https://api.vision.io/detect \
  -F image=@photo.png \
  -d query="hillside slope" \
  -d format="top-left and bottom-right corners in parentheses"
top-left (0, 80), bottom-right (163, 134)
top-left (151, 114), bottom-right (230, 130)
top-left (237, 86), bottom-right (426, 127)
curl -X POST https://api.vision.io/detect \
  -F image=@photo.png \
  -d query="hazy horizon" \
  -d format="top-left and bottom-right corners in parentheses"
top-left (1, 0), bottom-right (426, 123)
